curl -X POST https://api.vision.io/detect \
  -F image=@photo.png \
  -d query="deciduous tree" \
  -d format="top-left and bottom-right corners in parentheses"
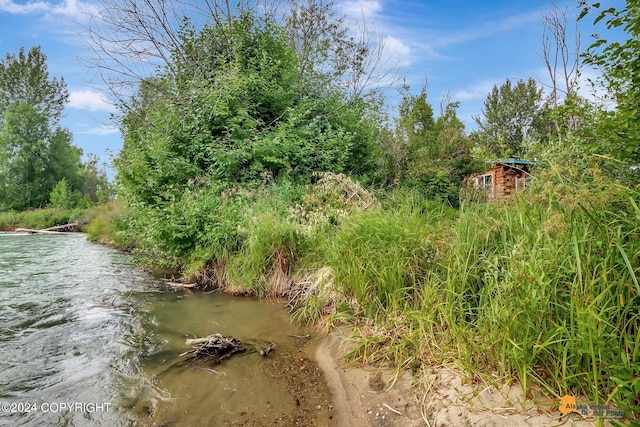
top-left (393, 84), bottom-right (479, 205)
top-left (0, 47), bottom-right (82, 211)
top-left (473, 78), bottom-right (551, 158)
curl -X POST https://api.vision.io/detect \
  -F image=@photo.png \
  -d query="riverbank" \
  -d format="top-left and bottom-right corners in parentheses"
top-left (314, 328), bottom-right (616, 427)
top-left (0, 206), bottom-right (88, 231)
top-left (1, 224), bottom-right (629, 426)
top-left (6, 170), bottom-right (638, 425)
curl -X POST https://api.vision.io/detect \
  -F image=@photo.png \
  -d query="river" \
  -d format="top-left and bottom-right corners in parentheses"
top-left (0, 233), bottom-right (334, 426)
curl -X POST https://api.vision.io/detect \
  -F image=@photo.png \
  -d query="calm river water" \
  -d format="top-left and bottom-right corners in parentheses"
top-left (0, 233), bottom-right (332, 426)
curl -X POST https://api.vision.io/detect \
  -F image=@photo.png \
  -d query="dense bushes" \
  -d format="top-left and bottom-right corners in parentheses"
top-left (116, 13), bottom-right (381, 206)
top-left (113, 12), bottom-right (384, 272)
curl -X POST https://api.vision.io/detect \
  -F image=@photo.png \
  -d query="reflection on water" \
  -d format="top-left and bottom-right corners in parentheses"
top-left (0, 233), bottom-right (332, 426)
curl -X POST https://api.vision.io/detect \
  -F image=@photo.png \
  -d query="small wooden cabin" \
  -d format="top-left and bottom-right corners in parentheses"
top-left (474, 158), bottom-right (534, 199)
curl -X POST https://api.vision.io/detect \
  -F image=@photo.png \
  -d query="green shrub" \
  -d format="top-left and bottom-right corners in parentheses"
top-left (84, 201), bottom-right (135, 249)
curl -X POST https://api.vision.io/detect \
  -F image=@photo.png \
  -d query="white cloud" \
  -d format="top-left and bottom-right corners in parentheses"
top-left (435, 11), bottom-right (542, 49)
top-left (453, 80), bottom-right (497, 102)
top-left (0, 0), bottom-right (94, 17)
top-left (68, 89), bottom-right (116, 113)
top-left (73, 123), bottom-right (119, 136)
top-left (0, 0), bottom-right (49, 14)
top-left (382, 35), bottom-right (412, 67)
top-left (83, 124), bottom-right (119, 136)
top-left (53, 0), bottom-right (95, 17)
top-left (339, 0), bottom-right (382, 20)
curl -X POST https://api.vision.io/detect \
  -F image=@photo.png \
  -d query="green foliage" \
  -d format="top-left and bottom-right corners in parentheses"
top-left (390, 85), bottom-right (482, 206)
top-left (473, 78), bottom-right (552, 158)
top-left (0, 46), bottom-right (68, 127)
top-left (0, 102), bottom-right (83, 210)
top-left (79, 154), bottom-right (113, 204)
top-left (285, 0), bottom-right (374, 99)
top-left (84, 201), bottom-right (135, 249)
top-left (117, 12), bottom-right (379, 209)
top-left (0, 46), bottom-right (94, 212)
top-left (318, 198), bottom-right (441, 318)
top-left (114, 9), bottom-right (382, 275)
top-left (312, 167), bottom-right (638, 421)
top-left (49, 178), bottom-right (75, 209)
top-left (581, 0), bottom-right (640, 166)
top-left (228, 209), bottom-right (306, 297)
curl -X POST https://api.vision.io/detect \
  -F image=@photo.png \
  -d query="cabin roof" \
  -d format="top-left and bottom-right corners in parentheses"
top-left (495, 158), bottom-right (536, 166)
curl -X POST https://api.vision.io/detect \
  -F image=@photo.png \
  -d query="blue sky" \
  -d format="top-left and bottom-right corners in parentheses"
top-left (0, 0), bottom-right (625, 174)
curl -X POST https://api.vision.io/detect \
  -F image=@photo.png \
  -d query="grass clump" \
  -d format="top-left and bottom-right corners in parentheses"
top-left (228, 209), bottom-right (305, 297)
top-left (84, 201), bottom-right (136, 250)
top-left (319, 204), bottom-right (437, 317)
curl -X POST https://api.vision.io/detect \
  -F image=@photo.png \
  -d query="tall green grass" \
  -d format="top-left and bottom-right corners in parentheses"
top-left (228, 209), bottom-right (307, 296)
top-left (292, 175), bottom-right (639, 421)
top-left (318, 195), bottom-right (452, 318)
top-left (83, 201), bottom-right (136, 250)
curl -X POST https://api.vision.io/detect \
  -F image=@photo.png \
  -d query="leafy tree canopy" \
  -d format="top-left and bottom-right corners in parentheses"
top-left (0, 46), bottom-right (68, 128)
top-left (581, 0), bottom-right (640, 165)
top-left (390, 84), bottom-right (481, 206)
top-left (0, 46), bottom-right (107, 211)
top-left (473, 78), bottom-right (551, 158)
top-left (117, 10), bottom-right (381, 206)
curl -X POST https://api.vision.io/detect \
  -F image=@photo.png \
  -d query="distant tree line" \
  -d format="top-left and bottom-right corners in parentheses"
top-left (0, 46), bottom-right (112, 212)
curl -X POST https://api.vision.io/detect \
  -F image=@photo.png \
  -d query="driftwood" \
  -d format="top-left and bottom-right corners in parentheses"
top-left (164, 281), bottom-right (197, 290)
top-left (15, 228), bottom-right (66, 235)
top-left (15, 222), bottom-right (86, 234)
top-left (180, 334), bottom-right (244, 362)
top-left (179, 334), bottom-right (278, 363)
top-left (43, 222), bottom-right (86, 232)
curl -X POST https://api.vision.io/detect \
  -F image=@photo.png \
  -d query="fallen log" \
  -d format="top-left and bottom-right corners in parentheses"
top-left (42, 222), bottom-right (86, 232)
top-left (15, 228), bottom-right (67, 235)
top-left (180, 334), bottom-right (244, 362)
top-left (15, 222), bottom-right (86, 234)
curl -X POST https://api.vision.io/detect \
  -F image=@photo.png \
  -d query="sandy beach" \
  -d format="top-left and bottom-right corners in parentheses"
top-left (314, 328), bottom-right (614, 427)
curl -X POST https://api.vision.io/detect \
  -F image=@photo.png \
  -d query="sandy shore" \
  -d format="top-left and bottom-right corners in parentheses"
top-left (313, 328), bottom-right (614, 427)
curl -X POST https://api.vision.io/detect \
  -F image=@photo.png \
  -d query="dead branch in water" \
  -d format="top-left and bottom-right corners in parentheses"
top-left (180, 334), bottom-right (244, 362)
top-left (259, 341), bottom-right (275, 357)
top-left (164, 280), bottom-right (197, 290)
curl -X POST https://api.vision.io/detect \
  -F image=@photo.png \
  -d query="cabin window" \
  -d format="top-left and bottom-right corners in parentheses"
top-left (515, 176), bottom-right (533, 192)
top-left (476, 173), bottom-right (494, 198)
top-left (476, 174), bottom-right (493, 190)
